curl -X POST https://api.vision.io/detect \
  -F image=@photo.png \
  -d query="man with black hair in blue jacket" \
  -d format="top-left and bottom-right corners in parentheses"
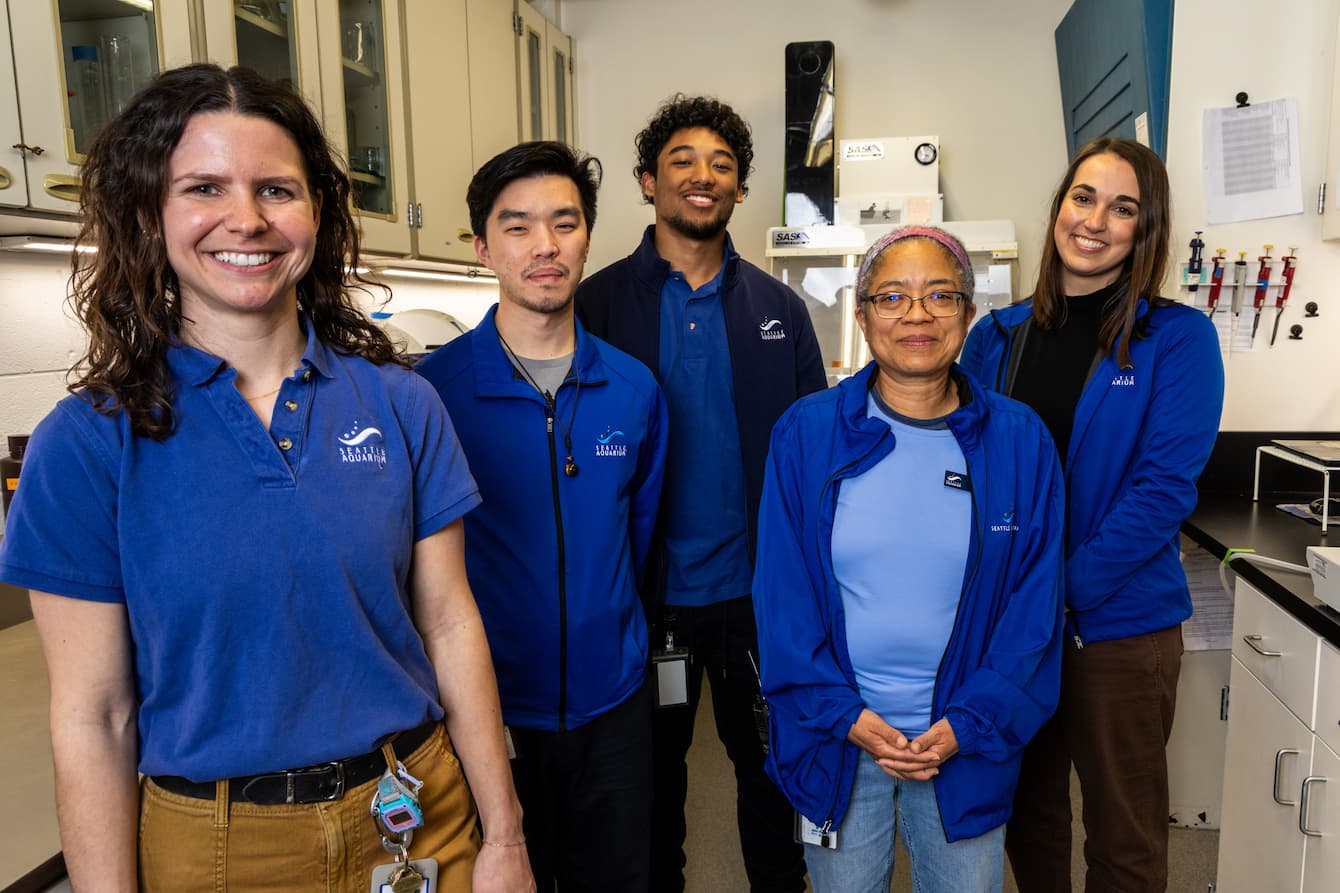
top-left (576, 95), bottom-right (826, 893)
top-left (418, 141), bottom-right (669, 892)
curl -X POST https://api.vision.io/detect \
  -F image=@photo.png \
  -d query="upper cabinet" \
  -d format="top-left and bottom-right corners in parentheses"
top-left (5, 0), bottom-right (180, 213)
top-left (317, 0), bottom-right (413, 254)
top-left (403, 0), bottom-right (519, 263)
top-left (516, 0), bottom-right (574, 145)
top-left (0, 0), bottom-right (573, 263)
top-left (197, 1), bottom-right (323, 113)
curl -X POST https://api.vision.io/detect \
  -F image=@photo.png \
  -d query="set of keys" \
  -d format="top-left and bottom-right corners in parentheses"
top-left (369, 762), bottom-right (438, 892)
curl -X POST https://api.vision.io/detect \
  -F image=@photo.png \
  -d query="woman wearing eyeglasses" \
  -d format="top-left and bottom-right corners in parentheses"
top-left (960, 138), bottom-right (1223, 892)
top-left (752, 225), bottom-right (1065, 892)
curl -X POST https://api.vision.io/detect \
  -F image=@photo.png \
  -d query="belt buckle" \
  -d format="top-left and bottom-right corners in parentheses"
top-left (283, 761), bottom-right (346, 803)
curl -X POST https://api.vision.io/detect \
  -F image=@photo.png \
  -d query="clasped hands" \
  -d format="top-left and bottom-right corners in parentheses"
top-left (846, 709), bottom-right (959, 780)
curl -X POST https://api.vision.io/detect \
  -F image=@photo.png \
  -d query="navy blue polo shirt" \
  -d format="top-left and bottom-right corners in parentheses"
top-left (658, 240), bottom-right (752, 607)
top-left (0, 320), bottom-right (480, 780)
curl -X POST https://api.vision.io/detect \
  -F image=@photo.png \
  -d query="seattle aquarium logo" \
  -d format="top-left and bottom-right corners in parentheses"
top-left (759, 317), bottom-right (786, 341)
top-left (337, 420), bottom-right (387, 468)
top-left (595, 425), bottom-right (628, 457)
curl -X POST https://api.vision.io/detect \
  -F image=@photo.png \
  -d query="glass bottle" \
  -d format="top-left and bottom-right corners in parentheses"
top-left (71, 45), bottom-right (107, 153)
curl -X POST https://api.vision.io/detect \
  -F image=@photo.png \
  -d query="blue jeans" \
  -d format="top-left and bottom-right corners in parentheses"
top-left (805, 753), bottom-right (1005, 893)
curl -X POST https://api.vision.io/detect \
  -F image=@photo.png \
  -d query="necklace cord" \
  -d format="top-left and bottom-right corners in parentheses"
top-left (496, 329), bottom-right (582, 475)
top-left (242, 385), bottom-right (282, 403)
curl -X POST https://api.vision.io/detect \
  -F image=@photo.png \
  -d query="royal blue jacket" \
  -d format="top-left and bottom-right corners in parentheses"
top-left (575, 226), bottom-right (828, 587)
top-left (960, 298), bottom-right (1224, 645)
top-left (753, 363), bottom-right (1065, 841)
top-left (416, 308), bottom-right (668, 731)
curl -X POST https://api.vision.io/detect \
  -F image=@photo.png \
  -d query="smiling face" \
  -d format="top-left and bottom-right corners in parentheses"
top-left (857, 239), bottom-right (975, 384)
top-left (1052, 152), bottom-right (1140, 295)
top-left (476, 173), bottom-right (590, 316)
top-left (161, 111), bottom-right (319, 327)
top-left (641, 126), bottom-right (745, 241)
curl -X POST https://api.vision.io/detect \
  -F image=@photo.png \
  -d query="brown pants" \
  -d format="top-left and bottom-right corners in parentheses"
top-left (1005, 624), bottom-right (1183, 893)
top-left (139, 724), bottom-right (479, 892)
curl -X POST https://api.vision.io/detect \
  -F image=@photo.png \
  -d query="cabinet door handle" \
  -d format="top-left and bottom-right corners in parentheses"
top-left (0, 166), bottom-right (10, 189)
top-left (1243, 634), bottom-right (1282, 657)
top-left (11, 142), bottom-right (45, 157)
top-left (1299, 776), bottom-right (1326, 837)
top-left (1273, 748), bottom-right (1300, 805)
top-left (42, 175), bottom-right (81, 202)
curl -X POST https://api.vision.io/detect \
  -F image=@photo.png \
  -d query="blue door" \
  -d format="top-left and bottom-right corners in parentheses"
top-left (1055, 0), bottom-right (1173, 158)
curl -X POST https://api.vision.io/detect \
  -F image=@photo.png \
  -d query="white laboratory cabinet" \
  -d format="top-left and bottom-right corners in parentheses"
top-left (1215, 580), bottom-right (1339, 892)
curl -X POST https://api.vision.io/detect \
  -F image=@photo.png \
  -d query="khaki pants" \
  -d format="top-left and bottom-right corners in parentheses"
top-left (139, 724), bottom-right (479, 892)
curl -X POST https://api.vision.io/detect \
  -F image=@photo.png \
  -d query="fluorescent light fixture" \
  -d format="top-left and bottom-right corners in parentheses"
top-left (371, 268), bottom-right (496, 284)
top-left (0, 236), bottom-right (95, 254)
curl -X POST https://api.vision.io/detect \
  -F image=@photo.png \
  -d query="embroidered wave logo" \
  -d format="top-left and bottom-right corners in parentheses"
top-left (759, 317), bottom-right (787, 341)
top-left (337, 420), bottom-right (388, 469)
top-left (1111, 373), bottom-right (1136, 387)
top-left (595, 425), bottom-right (628, 457)
top-left (990, 509), bottom-right (1019, 533)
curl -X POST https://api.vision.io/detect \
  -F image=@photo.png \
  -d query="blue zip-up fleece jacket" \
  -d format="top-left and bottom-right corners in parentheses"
top-left (753, 363), bottom-right (1066, 841)
top-left (415, 308), bottom-right (668, 731)
top-left (960, 298), bottom-right (1224, 645)
top-left (575, 226), bottom-right (829, 583)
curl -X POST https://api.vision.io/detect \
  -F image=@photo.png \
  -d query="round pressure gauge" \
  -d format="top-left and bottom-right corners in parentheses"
top-left (914, 142), bottom-right (938, 165)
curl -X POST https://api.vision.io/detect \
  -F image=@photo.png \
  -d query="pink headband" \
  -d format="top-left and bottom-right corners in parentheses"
top-left (856, 225), bottom-right (973, 299)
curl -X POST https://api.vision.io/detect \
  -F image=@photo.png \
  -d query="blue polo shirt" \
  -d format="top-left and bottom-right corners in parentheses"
top-left (0, 320), bottom-right (480, 780)
top-left (658, 239), bottom-right (752, 607)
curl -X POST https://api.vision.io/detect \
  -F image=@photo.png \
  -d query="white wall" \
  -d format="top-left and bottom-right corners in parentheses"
top-left (1166, 0), bottom-right (1340, 430)
top-left (0, 255), bottom-right (87, 440)
top-left (562, 0), bottom-right (1074, 284)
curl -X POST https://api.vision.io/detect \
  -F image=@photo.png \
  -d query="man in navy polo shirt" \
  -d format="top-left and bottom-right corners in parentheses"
top-left (416, 141), bottom-right (668, 892)
top-left (576, 95), bottom-right (827, 893)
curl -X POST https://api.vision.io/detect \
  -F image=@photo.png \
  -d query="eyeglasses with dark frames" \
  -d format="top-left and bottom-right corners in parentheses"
top-left (862, 291), bottom-right (966, 320)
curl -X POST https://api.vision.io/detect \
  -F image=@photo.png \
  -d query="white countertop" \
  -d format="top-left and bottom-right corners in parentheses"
top-left (0, 620), bottom-right (60, 888)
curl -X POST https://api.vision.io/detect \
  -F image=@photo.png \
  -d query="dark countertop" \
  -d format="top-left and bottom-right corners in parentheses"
top-left (1185, 492), bottom-right (1340, 647)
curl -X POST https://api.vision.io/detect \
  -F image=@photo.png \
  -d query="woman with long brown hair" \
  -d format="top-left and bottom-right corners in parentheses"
top-left (961, 137), bottom-right (1224, 891)
top-left (0, 64), bottom-right (533, 892)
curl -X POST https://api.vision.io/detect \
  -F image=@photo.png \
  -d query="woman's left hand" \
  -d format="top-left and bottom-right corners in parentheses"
top-left (472, 841), bottom-right (536, 893)
top-left (876, 718), bottom-right (959, 780)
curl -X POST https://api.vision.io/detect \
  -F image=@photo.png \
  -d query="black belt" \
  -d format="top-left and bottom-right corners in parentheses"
top-left (150, 719), bottom-right (438, 805)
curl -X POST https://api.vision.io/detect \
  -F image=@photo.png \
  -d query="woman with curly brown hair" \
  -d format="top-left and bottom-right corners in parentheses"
top-left (0, 64), bottom-right (533, 893)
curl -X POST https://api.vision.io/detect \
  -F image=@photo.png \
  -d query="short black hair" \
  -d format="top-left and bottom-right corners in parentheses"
top-left (467, 141), bottom-right (603, 239)
top-left (633, 94), bottom-right (754, 201)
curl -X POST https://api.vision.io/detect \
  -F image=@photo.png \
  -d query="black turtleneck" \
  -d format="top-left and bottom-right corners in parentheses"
top-left (1011, 280), bottom-right (1122, 461)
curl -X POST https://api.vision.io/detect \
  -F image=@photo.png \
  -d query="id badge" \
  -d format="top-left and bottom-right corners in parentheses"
top-left (795, 812), bottom-right (839, 850)
top-left (652, 648), bottom-right (689, 708)
top-left (370, 858), bottom-right (438, 893)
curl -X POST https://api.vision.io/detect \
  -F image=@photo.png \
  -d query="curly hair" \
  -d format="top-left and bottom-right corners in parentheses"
top-left (633, 94), bottom-right (754, 200)
top-left (1031, 137), bottom-right (1173, 369)
top-left (70, 63), bottom-right (402, 441)
top-left (467, 141), bottom-right (603, 240)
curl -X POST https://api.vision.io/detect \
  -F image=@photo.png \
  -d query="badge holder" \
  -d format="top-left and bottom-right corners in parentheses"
top-left (369, 754), bottom-right (438, 893)
top-left (795, 812), bottom-right (839, 850)
top-left (652, 630), bottom-right (690, 708)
